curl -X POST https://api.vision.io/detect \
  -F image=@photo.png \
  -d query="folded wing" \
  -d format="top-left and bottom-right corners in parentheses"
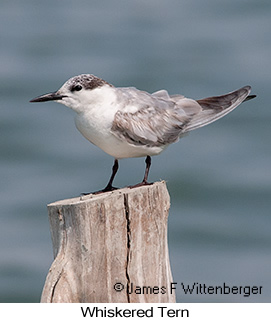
top-left (111, 86), bottom-right (254, 147)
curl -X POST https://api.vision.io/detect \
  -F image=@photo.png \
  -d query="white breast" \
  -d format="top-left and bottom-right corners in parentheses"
top-left (74, 86), bottom-right (166, 159)
top-left (75, 112), bottom-right (165, 159)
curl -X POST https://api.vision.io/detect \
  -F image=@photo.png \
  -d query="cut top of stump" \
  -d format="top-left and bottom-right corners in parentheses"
top-left (47, 180), bottom-right (170, 208)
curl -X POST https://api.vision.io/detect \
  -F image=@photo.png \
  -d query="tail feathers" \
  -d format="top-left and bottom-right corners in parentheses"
top-left (185, 86), bottom-right (254, 132)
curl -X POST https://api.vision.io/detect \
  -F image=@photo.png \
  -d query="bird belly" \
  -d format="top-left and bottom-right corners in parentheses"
top-left (75, 113), bottom-right (164, 159)
top-left (103, 139), bottom-right (165, 159)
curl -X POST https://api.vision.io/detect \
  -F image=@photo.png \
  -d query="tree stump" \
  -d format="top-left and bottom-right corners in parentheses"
top-left (41, 181), bottom-right (175, 303)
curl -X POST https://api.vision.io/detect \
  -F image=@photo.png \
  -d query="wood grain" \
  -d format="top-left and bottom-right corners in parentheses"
top-left (41, 181), bottom-right (175, 303)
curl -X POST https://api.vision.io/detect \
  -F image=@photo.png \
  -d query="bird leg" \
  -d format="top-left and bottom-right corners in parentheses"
top-left (142, 155), bottom-right (151, 184)
top-left (85, 159), bottom-right (119, 195)
top-left (85, 156), bottom-right (153, 195)
top-left (128, 155), bottom-right (153, 189)
top-left (101, 159), bottom-right (119, 192)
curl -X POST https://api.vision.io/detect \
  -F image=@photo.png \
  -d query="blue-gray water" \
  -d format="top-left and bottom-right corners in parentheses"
top-left (0, 0), bottom-right (270, 302)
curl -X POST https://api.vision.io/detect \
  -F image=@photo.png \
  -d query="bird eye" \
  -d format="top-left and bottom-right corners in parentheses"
top-left (71, 84), bottom-right (83, 92)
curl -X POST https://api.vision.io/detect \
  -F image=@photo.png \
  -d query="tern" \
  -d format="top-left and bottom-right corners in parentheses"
top-left (30, 74), bottom-right (256, 193)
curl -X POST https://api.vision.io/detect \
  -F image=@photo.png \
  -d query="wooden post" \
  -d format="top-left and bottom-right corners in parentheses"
top-left (41, 181), bottom-right (175, 303)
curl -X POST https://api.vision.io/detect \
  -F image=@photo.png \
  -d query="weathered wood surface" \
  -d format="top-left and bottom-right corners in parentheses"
top-left (41, 181), bottom-right (175, 303)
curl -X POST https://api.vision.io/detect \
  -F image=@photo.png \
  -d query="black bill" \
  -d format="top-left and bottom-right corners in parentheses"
top-left (30, 92), bottom-right (67, 103)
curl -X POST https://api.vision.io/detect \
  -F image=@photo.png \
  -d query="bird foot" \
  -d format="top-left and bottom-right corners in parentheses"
top-left (127, 181), bottom-right (153, 189)
top-left (81, 185), bottom-right (119, 196)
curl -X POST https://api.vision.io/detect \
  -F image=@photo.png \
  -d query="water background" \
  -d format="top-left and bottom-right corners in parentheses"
top-left (0, 0), bottom-right (270, 302)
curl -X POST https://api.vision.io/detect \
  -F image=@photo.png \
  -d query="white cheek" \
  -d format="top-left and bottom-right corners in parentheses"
top-left (79, 91), bottom-right (94, 105)
top-left (60, 96), bottom-right (79, 110)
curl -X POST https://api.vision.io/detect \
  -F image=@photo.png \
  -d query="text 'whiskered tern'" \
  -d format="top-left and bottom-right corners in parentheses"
top-left (30, 74), bottom-right (256, 193)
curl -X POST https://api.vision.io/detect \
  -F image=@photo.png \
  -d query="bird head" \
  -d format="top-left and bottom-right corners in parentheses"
top-left (30, 74), bottom-right (112, 113)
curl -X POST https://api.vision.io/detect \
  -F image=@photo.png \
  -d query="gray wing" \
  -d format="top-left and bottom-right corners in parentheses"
top-left (111, 88), bottom-right (192, 147)
top-left (184, 86), bottom-right (252, 132)
top-left (111, 86), bottom-right (253, 147)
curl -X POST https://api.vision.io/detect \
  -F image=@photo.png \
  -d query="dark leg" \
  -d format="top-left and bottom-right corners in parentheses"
top-left (142, 155), bottom-right (151, 184)
top-left (83, 159), bottom-right (119, 195)
top-left (128, 155), bottom-right (153, 189)
top-left (102, 159), bottom-right (119, 192)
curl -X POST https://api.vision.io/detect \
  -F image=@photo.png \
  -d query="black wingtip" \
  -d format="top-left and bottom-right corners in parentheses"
top-left (244, 94), bottom-right (257, 102)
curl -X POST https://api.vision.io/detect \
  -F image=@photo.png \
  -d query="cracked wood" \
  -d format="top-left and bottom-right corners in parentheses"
top-left (41, 181), bottom-right (175, 303)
